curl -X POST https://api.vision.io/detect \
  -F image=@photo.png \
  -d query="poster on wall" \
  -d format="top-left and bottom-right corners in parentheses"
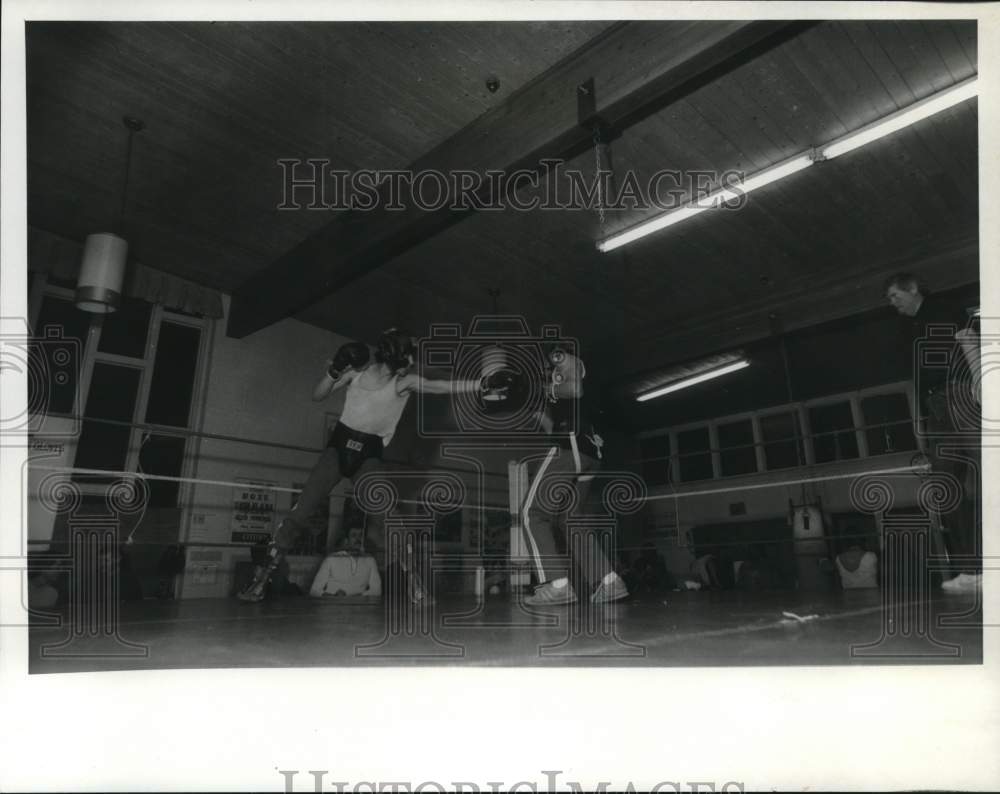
top-left (230, 479), bottom-right (277, 544)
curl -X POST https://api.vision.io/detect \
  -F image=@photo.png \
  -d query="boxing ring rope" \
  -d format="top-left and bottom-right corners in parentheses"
top-left (645, 463), bottom-right (927, 502)
top-left (27, 413), bottom-right (930, 556)
top-left (25, 461), bottom-right (510, 548)
top-left (40, 411), bottom-right (325, 454)
top-left (26, 458), bottom-right (927, 548)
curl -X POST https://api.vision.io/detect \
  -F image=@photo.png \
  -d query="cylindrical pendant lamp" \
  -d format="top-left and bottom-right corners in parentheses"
top-left (75, 232), bottom-right (128, 313)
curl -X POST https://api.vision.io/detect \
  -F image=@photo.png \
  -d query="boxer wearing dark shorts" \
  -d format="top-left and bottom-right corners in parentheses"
top-left (238, 328), bottom-right (511, 602)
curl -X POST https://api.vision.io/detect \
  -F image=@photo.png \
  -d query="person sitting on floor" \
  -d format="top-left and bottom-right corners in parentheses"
top-left (835, 544), bottom-right (878, 590)
top-left (309, 526), bottom-right (382, 598)
top-left (689, 553), bottom-right (723, 590)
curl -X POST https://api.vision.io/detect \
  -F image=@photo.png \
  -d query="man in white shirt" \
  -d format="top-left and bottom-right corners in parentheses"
top-left (310, 527), bottom-right (382, 598)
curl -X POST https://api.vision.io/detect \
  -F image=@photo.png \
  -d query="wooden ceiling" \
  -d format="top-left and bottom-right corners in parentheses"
top-left (27, 21), bottom-right (610, 287)
top-left (26, 19), bottom-right (978, 388)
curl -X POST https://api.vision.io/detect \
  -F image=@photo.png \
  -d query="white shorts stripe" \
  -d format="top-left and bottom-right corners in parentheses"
top-left (521, 446), bottom-right (559, 583)
top-left (569, 434), bottom-right (582, 475)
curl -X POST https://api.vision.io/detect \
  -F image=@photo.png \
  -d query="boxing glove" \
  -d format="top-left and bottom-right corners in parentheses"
top-left (328, 342), bottom-right (370, 379)
top-left (481, 368), bottom-right (517, 401)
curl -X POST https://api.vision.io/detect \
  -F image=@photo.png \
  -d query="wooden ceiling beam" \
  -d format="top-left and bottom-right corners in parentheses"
top-left (227, 20), bottom-right (810, 337)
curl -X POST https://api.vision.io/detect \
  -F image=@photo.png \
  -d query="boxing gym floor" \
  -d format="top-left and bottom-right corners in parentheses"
top-left (28, 588), bottom-right (982, 673)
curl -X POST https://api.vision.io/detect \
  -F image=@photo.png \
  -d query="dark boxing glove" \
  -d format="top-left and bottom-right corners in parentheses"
top-left (481, 368), bottom-right (517, 402)
top-left (328, 342), bottom-right (370, 379)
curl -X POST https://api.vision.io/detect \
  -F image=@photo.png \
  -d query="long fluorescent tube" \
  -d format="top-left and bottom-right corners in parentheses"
top-left (636, 359), bottom-right (750, 402)
top-left (822, 76), bottom-right (978, 160)
top-left (598, 76), bottom-right (979, 253)
top-left (598, 155), bottom-right (813, 253)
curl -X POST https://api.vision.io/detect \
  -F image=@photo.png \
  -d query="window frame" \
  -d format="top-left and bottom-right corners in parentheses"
top-left (756, 405), bottom-right (808, 472)
top-left (714, 412), bottom-right (759, 478)
top-left (637, 429), bottom-right (674, 487)
top-left (29, 279), bottom-right (213, 512)
top-left (805, 397), bottom-right (861, 465)
top-left (635, 381), bottom-right (915, 487)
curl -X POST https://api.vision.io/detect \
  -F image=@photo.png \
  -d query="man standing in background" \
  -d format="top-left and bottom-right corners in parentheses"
top-left (885, 273), bottom-right (981, 594)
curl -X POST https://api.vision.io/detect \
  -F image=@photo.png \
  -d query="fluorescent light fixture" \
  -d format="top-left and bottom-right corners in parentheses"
top-left (598, 76), bottom-right (978, 253)
top-left (636, 358), bottom-right (750, 402)
top-left (598, 155), bottom-right (813, 253)
top-left (822, 76), bottom-right (978, 160)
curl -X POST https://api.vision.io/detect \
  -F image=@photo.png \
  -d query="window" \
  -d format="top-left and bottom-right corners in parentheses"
top-left (640, 382), bottom-right (918, 484)
top-left (639, 434), bottom-right (672, 487)
top-left (96, 296), bottom-right (152, 358)
top-left (677, 426), bottom-right (713, 482)
top-left (717, 419), bottom-right (757, 477)
top-left (138, 434), bottom-right (188, 508)
top-left (809, 401), bottom-right (859, 463)
top-left (29, 293), bottom-right (90, 415)
top-left (862, 392), bottom-right (917, 455)
top-left (74, 363), bottom-right (142, 476)
top-left (31, 283), bottom-right (207, 510)
top-left (759, 411), bottom-right (805, 471)
top-left (145, 321), bottom-right (202, 427)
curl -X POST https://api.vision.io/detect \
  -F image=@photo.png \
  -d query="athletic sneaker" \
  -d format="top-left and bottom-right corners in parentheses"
top-left (407, 571), bottom-right (435, 606)
top-left (237, 567), bottom-right (269, 603)
top-left (591, 573), bottom-right (629, 604)
top-left (524, 581), bottom-right (578, 606)
top-left (941, 573), bottom-right (982, 594)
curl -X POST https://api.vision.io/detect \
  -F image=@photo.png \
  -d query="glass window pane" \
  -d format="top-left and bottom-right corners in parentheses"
top-left (83, 363), bottom-right (141, 420)
top-left (97, 296), bottom-right (152, 358)
top-left (862, 393), bottom-right (917, 455)
top-left (139, 434), bottom-right (186, 508)
top-left (640, 435), bottom-right (671, 487)
top-left (30, 294), bottom-right (90, 415)
top-left (809, 402), bottom-right (859, 463)
top-left (760, 412), bottom-right (805, 470)
top-left (74, 421), bottom-right (133, 474)
top-left (145, 321), bottom-right (201, 427)
top-left (677, 427), bottom-right (712, 482)
top-left (718, 419), bottom-right (757, 477)
top-left (74, 363), bottom-right (141, 474)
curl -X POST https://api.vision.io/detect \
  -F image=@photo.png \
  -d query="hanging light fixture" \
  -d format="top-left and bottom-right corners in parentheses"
top-left (75, 115), bottom-right (144, 313)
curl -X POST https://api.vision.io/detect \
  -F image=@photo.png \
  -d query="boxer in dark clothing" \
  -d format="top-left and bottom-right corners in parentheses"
top-left (520, 348), bottom-right (629, 606)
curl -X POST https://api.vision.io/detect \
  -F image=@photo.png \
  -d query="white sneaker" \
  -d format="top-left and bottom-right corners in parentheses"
top-left (941, 573), bottom-right (982, 594)
top-left (525, 580), bottom-right (578, 606)
top-left (591, 573), bottom-right (629, 604)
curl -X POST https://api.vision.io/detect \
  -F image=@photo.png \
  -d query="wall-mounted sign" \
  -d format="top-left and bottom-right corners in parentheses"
top-left (230, 479), bottom-right (277, 544)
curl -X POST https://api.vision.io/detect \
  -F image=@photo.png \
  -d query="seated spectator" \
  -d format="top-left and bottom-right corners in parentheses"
top-left (309, 527), bottom-right (382, 598)
top-left (835, 544), bottom-right (878, 590)
top-left (691, 553), bottom-right (723, 589)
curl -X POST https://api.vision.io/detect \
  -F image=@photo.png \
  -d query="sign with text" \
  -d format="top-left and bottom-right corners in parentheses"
top-left (230, 480), bottom-right (277, 544)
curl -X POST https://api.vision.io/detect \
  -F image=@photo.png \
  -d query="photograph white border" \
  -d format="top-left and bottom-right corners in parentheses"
top-left (2, 2), bottom-right (998, 791)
